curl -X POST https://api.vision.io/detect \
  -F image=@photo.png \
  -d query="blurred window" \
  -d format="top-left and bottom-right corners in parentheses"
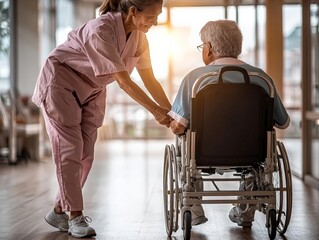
top-left (48, 3), bottom-right (289, 140)
top-left (282, 4), bottom-right (302, 175)
top-left (310, 3), bottom-right (319, 180)
top-left (311, 4), bottom-right (319, 113)
top-left (0, 0), bottom-right (10, 92)
top-left (283, 5), bottom-right (302, 139)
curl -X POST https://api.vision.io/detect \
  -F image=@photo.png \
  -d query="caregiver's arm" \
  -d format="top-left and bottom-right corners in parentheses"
top-left (138, 68), bottom-right (171, 110)
top-left (113, 71), bottom-right (171, 126)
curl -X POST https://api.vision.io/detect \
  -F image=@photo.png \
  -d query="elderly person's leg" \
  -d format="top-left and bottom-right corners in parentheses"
top-left (191, 171), bottom-right (208, 225)
top-left (229, 175), bottom-right (256, 227)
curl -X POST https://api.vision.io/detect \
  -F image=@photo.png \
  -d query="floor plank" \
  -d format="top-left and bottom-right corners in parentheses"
top-left (0, 139), bottom-right (318, 240)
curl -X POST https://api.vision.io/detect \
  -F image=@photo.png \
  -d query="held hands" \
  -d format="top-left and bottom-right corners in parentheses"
top-left (170, 120), bottom-right (186, 135)
top-left (153, 106), bottom-right (172, 127)
top-left (152, 106), bottom-right (186, 134)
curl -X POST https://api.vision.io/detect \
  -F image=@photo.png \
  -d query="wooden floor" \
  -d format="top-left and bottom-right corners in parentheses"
top-left (1, 140), bottom-right (319, 240)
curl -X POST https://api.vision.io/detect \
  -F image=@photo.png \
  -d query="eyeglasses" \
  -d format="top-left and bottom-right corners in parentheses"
top-left (197, 43), bottom-right (205, 52)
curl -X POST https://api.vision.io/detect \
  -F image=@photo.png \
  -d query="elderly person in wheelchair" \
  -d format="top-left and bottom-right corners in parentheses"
top-left (168, 20), bottom-right (290, 228)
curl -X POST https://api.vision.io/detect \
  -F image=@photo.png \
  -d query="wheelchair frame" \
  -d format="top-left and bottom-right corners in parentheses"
top-left (163, 66), bottom-right (292, 240)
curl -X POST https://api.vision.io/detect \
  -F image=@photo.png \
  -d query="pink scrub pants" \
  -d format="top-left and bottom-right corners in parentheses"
top-left (41, 83), bottom-right (106, 211)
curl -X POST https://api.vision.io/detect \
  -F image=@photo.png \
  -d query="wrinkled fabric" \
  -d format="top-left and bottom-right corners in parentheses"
top-left (32, 11), bottom-right (151, 211)
top-left (41, 87), bottom-right (106, 211)
top-left (32, 11), bottom-right (151, 107)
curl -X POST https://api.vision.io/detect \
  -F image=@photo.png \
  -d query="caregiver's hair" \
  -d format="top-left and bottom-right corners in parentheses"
top-left (200, 20), bottom-right (243, 58)
top-left (99, 0), bottom-right (163, 15)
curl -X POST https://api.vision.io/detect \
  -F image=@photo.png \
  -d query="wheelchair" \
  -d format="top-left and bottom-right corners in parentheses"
top-left (163, 66), bottom-right (292, 240)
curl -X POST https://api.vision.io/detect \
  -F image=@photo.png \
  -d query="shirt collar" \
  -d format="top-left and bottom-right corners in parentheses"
top-left (113, 12), bottom-right (126, 50)
top-left (208, 57), bottom-right (246, 65)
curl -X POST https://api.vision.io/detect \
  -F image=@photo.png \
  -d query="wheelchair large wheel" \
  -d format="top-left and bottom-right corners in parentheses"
top-left (183, 211), bottom-right (191, 240)
top-left (163, 145), bottom-right (179, 236)
top-left (267, 209), bottom-right (277, 239)
top-left (273, 141), bottom-right (293, 235)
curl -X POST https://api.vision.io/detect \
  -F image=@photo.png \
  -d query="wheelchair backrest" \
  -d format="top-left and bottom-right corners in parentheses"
top-left (190, 66), bottom-right (274, 167)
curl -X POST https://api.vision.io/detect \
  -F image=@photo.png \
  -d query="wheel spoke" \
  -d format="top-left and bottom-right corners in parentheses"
top-left (274, 141), bottom-right (292, 235)
top-left (163, 144), bottom-right (180, 236)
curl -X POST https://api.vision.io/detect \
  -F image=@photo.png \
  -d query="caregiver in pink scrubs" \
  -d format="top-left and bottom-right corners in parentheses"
top-left (32, 0), bottom-right (171, 238)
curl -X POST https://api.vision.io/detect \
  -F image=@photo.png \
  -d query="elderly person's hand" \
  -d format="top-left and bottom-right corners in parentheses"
top-left (170, 120), bottom-right (186, 135)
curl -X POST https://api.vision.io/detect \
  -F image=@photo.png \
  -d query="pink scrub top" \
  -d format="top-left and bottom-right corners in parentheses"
top-left (32, 11), bottom-right (151, 107)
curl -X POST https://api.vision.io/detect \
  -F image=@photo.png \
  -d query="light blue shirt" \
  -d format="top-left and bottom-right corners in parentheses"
top-left (168, 59), bottom-right (290, 129)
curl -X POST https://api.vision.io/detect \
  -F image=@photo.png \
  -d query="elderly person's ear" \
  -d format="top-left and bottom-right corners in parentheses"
top-left (206, 42), bottom-right (213, 55)
top-left (203, 42), bottom-right (214, 65)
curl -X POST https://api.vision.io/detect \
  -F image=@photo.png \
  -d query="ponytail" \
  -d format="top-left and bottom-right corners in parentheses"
top-left (99, 0), bottom-right (121, 15)
top-left (99, 0), bottom-right (163, 16)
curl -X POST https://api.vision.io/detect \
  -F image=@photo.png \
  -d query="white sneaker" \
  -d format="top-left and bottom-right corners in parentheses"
top-left (191, 205), bottom-right (208, 225)
top-left (68, 215), bottom-right (96, 238)
top-left (44, 209), bottom-right (69, 232)
top-left (229, 206), bottom-right (254, 227)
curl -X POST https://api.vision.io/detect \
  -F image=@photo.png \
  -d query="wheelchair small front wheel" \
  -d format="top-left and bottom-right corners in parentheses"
top-left (183, 211), bottom-right (191, 240)
top-left (268, 209), bottom-right (277, 240)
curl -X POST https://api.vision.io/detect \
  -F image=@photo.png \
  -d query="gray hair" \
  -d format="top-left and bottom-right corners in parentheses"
top-left (99, 0), bottom-right (163, 15)
top-left (200, 20), bottom-right (243, 58)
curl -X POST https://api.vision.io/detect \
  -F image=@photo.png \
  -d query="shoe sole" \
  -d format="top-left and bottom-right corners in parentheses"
top-left (229, 215), bottom-right (252, 227)
top-left (68, 231), bottom-right (97, 238)
top-left (44, 216), bottom-right (69, 232)
top-left (237, 222), bottom-right (252, 227)
top-left (192, 216), bottom-right (208, 226)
